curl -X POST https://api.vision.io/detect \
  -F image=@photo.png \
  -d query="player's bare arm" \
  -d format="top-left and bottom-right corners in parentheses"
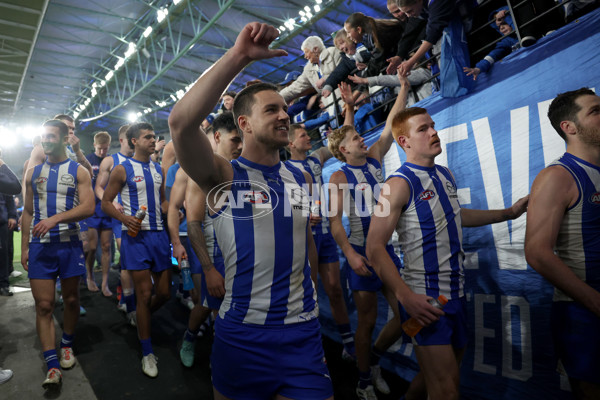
top-left (168, 167), bottom-right (188, 263)
top-left (328, 170), bottom-right (371, 277)
top-left (101, 165), bottom-right (141, 233)
top-left (525, 166), bottom-right (600, 317)
top-left (368, 73), bottom-right (411, 163)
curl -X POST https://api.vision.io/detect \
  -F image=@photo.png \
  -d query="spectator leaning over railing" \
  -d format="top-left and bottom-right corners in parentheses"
top-left (343, 12), bottom-right (405, 79)
top-left (398, 0), bottom-right (476, 98)
top-left (385, 0), bottom-right (428, 75)
top-left (321, 30), bottom-right (364, 98)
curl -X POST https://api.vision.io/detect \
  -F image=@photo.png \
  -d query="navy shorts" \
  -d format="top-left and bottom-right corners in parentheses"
top-left (400, 296), bottom-right (468, 349)
top-left (201, 255), bottom-right (225, 310)
top-left (212, 317), bottom-right (333, 400)
top-left (112, 219), bottom-right (122, 239)
top-left (552, 301), bottom-right (600, 384)
top-left (313, 230), bottom-right (339, 264)
top-left (120, 230), bottom-right (171, 272)
top-left (79, 219), bottom-right (88, 233)
top-left (28, 241), bottom-right (86, 280)
top-left (86, 210), bottom-right (112, 231)
top-left (346, 244), bottom-right (401, 292)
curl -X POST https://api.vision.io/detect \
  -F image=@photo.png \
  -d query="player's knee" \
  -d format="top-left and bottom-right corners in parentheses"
top-left (325, 281), bottom-right (343, 301)
top-left (62, 293), bottom-right (79, 309)
top-left (36, 299), bottom-right (55, 316)
top-left (101, 242), bottom-right (111, 254)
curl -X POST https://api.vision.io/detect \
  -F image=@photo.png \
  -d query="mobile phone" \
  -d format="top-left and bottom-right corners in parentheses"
top-left (158, 135), bottom-right (164, 141)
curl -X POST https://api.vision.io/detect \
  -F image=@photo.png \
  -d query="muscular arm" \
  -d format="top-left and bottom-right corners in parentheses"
top-left (461, 195), bottom-right (528, 227)
top-left (20, 169), bottom-right (34, 270)
top-left (186, 179), bottom-right (225, 298)
top-left (161, 141), bottom-right (175, 178)
top-left (328, 170), bottom-right (371, 277)
top-left (101, 165), bottom-right (140, 234)
top-left (94, 156), bottom-right (114, 201)
top-left (30, 165), bottom-right (95, 238)
top-left (367, 177), bottom-right (445, 326)
top-left (368, 74), bottom-right (411, 163)
top-left (169, 23), bottom-right (286, 193)
top-left (525, 166), bottom-right (600, 317)
top-left (168, 168), bottom-right (188, 262)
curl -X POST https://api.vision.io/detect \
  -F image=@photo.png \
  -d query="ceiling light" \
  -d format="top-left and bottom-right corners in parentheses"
top-left (279, 25), bottom-right (285, 32)
top-left (127, 112), bottom-right (138, 122)
top-left (299, 10), bottom-right (305, 16)
top-left (105, 71), bottom-right (114, 81)
top-left (143, 26), bottom-right (153, 38)
top-left (173, 0), bottom-right (182, 4)
top-left (306, 12), bottom-right (313, 18)
top-left (315, 0), bottom-right (322, 4)
top-left (157, 8), bottom-right (168, 23)
top-left (314, 5), bottom-right (320, 12)
top-left (124, 42), bottom-right (136, 58)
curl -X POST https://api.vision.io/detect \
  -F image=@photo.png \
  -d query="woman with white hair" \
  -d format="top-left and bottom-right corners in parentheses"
top-left (279, 35), bottom-right (342, 104)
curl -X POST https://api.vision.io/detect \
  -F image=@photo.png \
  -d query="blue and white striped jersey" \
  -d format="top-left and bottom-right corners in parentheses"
top-left (340, 157), bottom-right (385, 247)
top-left (30, 159), bottom-right (81, 243)
top-left (550, 153), bottom-right (600, 301)
top-left (286, 155), bottom-right (329, 235)
top-left (211, 157), bottom-right (317, 326)
top-left (119, 158), bottom-right (164, 231)
top-left (110, 152), bottom-right (129, 205)
top-left (389, 162), bottom-right (464, 300)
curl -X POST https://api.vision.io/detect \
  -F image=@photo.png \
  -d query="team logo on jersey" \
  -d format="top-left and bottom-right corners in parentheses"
top-left (59, 174), bottom-right (76, 188)
top-left (153, 173), bottom-right (162, 183)
top-left (311, 163), bottom-right (322, 176)
top-left (243, 191), bottom-right (270, 204)
top-left (132, 175), bottom-right (144, 183)
top-left (446, 181), bottom-right (458, 198)
top-left (590, 192), bottom-right (600, 205)
top-left (419, 190), bottom-right (436, 201)
top-left (374, 169), bottom-right (383, 182)
top-left (288, 187), bottom-right (310, 213)
top-left (355, 183), bottom-right (369, 191)
top-left (207, 180), bottom-right (279, 220)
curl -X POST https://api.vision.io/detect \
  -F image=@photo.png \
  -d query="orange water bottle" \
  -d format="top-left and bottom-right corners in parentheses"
top-left (127, 205), bottom-right (147, 237)
top-left (402, 295), bottom-right (448, 337)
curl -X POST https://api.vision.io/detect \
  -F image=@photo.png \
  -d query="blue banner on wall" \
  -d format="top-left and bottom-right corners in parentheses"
top-left (317, 8), bottom-right (600, 399)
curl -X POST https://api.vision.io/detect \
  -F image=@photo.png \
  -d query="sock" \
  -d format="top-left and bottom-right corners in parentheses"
top-left (184, 328), bottom-right (199, 342)
top-left (124, 293), bottom-right (136, 313)
top-left (140, 338), bottom-right (153, 356)
top-left (337, 323), bottom-right (355, 354)
top-left (358, 370), bottom-right (372, 389)
top-left (370, 346), bottom-right (385, 366)
top-left (60, 332), bottom-right (74, 349)
top-left (43, 349), bottom-right (60, 371)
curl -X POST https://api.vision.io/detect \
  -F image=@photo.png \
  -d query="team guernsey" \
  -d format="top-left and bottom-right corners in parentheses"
top-left (110, 152), bottom-right (129, 238)
top-left (550, 152), bottom-right (600, 301)
top-left (201, 204), bottom-right (225, 309)
top-left (30, 159), bottom-right (81, 243)
top-left (389, 162), bottom-right (465, 300)
top-left (119, 158), bottom-right (164, 231)
top-left (210, 157), bottom-right (317, 326)
top-left (286, 156), bottom-right (329, 235)
top-left (340, 157), bottom-right (385, 247)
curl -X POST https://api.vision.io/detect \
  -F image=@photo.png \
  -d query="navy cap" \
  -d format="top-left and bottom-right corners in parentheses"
top-left (279, 71), bottom-right (301, 86)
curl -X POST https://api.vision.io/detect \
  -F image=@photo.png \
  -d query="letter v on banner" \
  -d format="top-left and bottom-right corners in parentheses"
top-left (471, 117), bottom-right (527, 270)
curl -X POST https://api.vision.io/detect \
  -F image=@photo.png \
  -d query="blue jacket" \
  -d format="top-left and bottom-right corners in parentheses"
top-left (475, 7), bottom-right (518, 73)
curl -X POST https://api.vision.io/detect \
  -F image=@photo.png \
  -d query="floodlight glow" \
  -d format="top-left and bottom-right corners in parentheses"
top-left (115, 57), bottom-right (125, 70)
top-left (306, 12), bottom-right (313, 18)
top-left (105, 71), bottom-right (114, 81)
top-left (157, 8), bottom-right (168, 23)
top-left (143, 26), bottom-right (153, 38)
top-left (127, 112), bottom-right (138, 122)
top-left (315, 0), bottom-right (322, 4)
top-left (173, 0), bottom-right (182, 4)
top-left (279, 25), bottom-right (285, 32)
top-left (304, 6), bottom-right (310, 12)
top-left (170, 94), bottom-right (177, 101)
top-left (176, 90), bottom-right (184, 99)
top-left (299, 10), bottom-right (305, 16)
top-left (124, 42), bottom-right (136, 58)
top-left (314, 5), bottom-right (320, 12)
top-left (301, 16), bottom-right (307, 22)
top-left (100, 80), bottom-right (106, 87)
top-left (0, 127), bottom-right (17, 148)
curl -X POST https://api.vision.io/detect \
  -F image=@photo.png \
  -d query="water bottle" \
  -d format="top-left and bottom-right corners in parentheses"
top-left (401, 295), bottom-right (448, 337)
top-left (180, 257), bottom-right (194, 291)
top-left (127, 205), bottom-right (147, 237)
top-left (311, 200), bottom-right (321, 217)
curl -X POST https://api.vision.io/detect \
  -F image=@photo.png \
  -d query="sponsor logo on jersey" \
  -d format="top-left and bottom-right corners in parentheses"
top-left (419, 190), bottom-right (436, 201)
top-left (153, 173), bottom-right (162, 183)
top-left (59, 174), bottom-right (76, 188)
top-left (133, 175), bottom-right (144, 183)
top-left (590, 192), bottom-right (600, 205)
top-left (36, 177), bottom-right (48, 185)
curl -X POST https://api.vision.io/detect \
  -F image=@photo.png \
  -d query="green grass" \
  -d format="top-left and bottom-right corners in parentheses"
top-left (10, 231), bottom-right (28, 286)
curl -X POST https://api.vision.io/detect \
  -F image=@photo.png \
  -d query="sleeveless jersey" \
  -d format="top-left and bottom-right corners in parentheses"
top-left (110, 152), bottom-right (129, 205)
top-left (550, 153), bottom-right (600, 301)
top-left (286, 155), bottom-right (329, 235)
top-left (340, 157), bottom-right (385, 247)
top-left (210, 157), bottom-right (317, 326)
top-left (389, 162), bottom-right (464, 300)
top-left (119, 158), bottom-right (164, 231)
top-left (86, 152), bottom-right (104, 212)
top-left (203, 204), bottom-right (222, 263)
top-left (30, 159), bottom-right (81, 243)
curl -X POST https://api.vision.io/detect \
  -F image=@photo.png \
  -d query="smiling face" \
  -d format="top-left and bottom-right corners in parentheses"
top-left (400, 0), bottom-right (423, 18)
top-left (132, 129), bottom-right (156, 155)
top-left (387, 2), bottom-right (407, 21)
top-left (41, 126), bottom-right (67, 156)
top-left (303, 47), bottom-right (321, 64)
top-left (495, 15), bottom-right (513, 36)
top-left (335, 36), bottom-right (356, 56)
top-left (290, 127), bottom-right (312, 153)
top-left (344, 23), bottom-right (363, 44)
top-left (222, 95), bottom-right (235, 111)
top-left (240, 90), bottom-right (290, 149)
top-left (573, 94), bottom-right (600, 146)
top-left (341, 128), bottom-right (368, 160)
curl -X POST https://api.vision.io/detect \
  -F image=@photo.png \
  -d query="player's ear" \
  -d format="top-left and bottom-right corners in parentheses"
top-left (560, 120), bottom-right (576, 137)
top-left (238, 115), bottom-right (251, 135)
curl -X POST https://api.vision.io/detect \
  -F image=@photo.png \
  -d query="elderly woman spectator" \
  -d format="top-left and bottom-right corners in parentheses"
top-left (279, 36), bottom-right (342, 104)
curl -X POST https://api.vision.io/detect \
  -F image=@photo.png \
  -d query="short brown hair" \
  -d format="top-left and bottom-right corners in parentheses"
top-left (548, 88), bottom-right (596, 141)
top-left (93, 131), bottom-right (111, 145)
top-left (232, 82), bottom-right (279, 130)
top-left (53, 114), bottom-right (74, 123)
top-left (328, 125), bottom-right (355, 162)
top-left (43, 119), bottom-right (69, 138)
top-left (288, 124), bottom-right (305, 142)
top-left (391, 107), bottom-right (428, 143)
